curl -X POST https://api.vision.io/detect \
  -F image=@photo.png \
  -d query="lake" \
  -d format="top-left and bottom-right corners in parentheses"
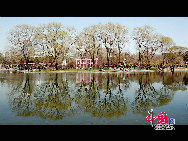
top-left (0, 71), bottom-right (188, 125)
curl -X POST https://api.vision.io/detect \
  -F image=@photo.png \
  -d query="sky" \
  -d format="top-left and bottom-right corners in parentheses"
top-left (0, 17), bottom-right (188, 54)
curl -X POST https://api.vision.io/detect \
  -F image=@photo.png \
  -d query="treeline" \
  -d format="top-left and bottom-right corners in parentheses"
top-left (0, 22), bottom-right (188, 69)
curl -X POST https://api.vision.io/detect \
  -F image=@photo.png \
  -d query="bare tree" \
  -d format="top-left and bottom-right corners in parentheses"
top-left (8, 25), bottom-right (37, 68)
top-left (34, 23), bottom-right (73, 70)
top-left (158, 35), bottom-right (175, 66)
top-left (108, 23), bottom-right (129, 63)
top-left (96, 23), bottom-right (116, 68)
top-left (74, 24), bottom-right (102, 68)
top-left (132, 25), bottom-right (160, 68)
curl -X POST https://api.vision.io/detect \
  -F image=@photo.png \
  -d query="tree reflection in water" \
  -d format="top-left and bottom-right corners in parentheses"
top-left (131, 72), bottom-right (188, 116)
top-left (75, 73), bottom-right (129, 118)
top-left (163, 72), bottom-right (188, 91)
top-left (8, 73), bottom-right (73, 120)
top-left (8, 73), bottom-right (35, 117)
top-left (33, 73), bottom-right (73, 120)
top-left (4, 71), bottom-right (188, 121)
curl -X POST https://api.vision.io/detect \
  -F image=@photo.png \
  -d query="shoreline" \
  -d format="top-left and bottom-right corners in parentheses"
top-left (0, 68), bottom-right (188, 73)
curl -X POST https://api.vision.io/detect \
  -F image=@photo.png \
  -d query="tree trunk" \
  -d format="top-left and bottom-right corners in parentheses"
top-left (54, 53), bottom-right (58, 70)
top-left (55, 62), bottom-right (58, 70)
top-left (54, 47), bottom-right (58, 70)
top-left (92, 52), bottom-right (94, 69)
top-left (26, 58), bottom-right (29, 66)
top-left (26, 57), bottom-right (29, 71)
top-left (107, 48), bottom-right (109, 68)
top-left (119, 47), bottom-right (121, 63)
top-left (163, 53), bottom-right (165, 66)
top-left (139, 51), bottom-right (141, 67)
top-left (146, 47), bottom-right (149, 70)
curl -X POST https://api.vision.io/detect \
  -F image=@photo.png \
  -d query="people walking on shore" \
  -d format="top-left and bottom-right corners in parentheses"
top-left (170, 65), bottom-right (175, 72)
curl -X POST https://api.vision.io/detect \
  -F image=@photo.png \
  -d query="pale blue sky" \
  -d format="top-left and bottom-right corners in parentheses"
top-left (0, 17), bottom-right (188, 53)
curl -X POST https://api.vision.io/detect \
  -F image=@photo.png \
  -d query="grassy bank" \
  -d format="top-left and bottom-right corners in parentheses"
top-left (1, 67), bottom-right (188, 73)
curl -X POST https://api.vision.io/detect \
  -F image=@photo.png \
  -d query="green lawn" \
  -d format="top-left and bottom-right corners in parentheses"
top-left (30, 67), bottom-right (187, 72)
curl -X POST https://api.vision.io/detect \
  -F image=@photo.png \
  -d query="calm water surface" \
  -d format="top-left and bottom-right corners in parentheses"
top-left (0, 71), bottom-right (188, 125)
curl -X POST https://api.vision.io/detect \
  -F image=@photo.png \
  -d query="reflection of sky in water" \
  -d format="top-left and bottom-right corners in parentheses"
top-left (0, 71), bottom-right (188, 125)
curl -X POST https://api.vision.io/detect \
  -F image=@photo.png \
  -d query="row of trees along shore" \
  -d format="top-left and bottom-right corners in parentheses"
top-left (0, 22), bottom-right (188, 70)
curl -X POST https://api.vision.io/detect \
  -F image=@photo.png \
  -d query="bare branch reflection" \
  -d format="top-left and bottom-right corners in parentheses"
top-left (3, 71), bottom-right (187, 121)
